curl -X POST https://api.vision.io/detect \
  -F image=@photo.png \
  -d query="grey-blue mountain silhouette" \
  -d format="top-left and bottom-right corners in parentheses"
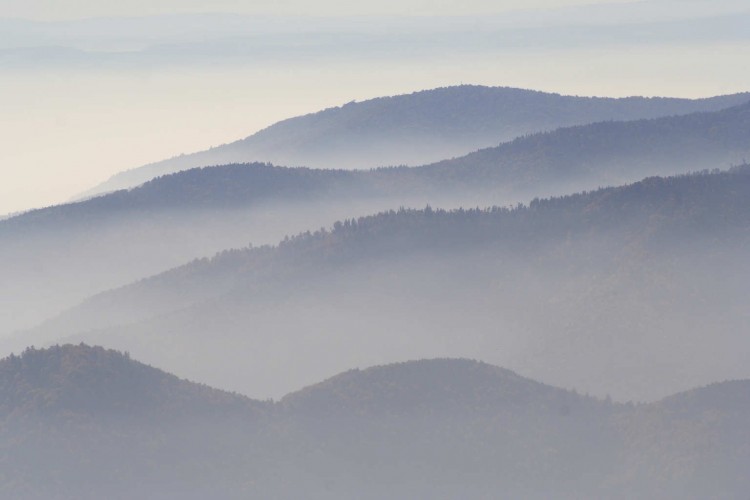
top-left (2, 100), bottom-right (749, 336)
top-left (1, 345), bottom-right (748, 499)
top-left (82, 85), bottom-right (750, 196)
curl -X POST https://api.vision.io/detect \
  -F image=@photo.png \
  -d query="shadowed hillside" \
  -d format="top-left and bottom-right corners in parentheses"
top-left (0, 344), bottom-right (259, 420)
top-left (1, 345), bottom-right (748, 499)
top-left (0, 344), bottom-right (270, 500)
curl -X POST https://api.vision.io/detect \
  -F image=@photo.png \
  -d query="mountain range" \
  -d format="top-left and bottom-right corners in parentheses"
top-left (1, 344), bottom-right (748, 500)
top-left (83, 85), bottom-right (750, 195)
top-left (2, 95), bottom-right (749, 336)
top-left (4, 5), bottom-right (750, 494)
top-left (9, 165), bottom-right (749, 402)
top-left (2, 80), bottom-right (749, 498)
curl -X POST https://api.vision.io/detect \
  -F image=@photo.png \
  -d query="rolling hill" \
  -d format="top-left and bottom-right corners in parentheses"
top-left (83, 85), bottom-right (750, 195)
top-left (0, 344), bottom-right (269, 500)
top-left (1, 345), bottom-right (748, 499)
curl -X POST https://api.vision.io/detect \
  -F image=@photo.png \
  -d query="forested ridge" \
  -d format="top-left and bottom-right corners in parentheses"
top-left (122, 164), bottom-right (750, 285)
top-left (0, 344), bottom-right (748, 500)
top-left (0, 344), bottom-right (260, 421)
top-left (84, 84), bottom-right (750, 195)
top-left (6, 99), bottom-right (750, 230)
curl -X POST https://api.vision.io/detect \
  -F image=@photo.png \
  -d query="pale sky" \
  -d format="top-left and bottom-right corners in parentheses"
top-left (2, 0), bottom-right (632, 21)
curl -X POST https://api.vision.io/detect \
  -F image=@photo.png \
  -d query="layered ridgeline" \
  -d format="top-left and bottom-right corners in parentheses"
top-left (12, 166), bottom-right (750, 402)
top-left (83, 85), bottom-right (750, 196)
top-left (2, 345), bottom-right (749, 500)
top-left (2, 101), bottom-right (749, 335)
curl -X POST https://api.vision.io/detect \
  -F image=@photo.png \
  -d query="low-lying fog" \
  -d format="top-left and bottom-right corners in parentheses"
top-left (46, 236), bottom-right (747, 404)
top-left (0, 196), bottom-right (431, 334)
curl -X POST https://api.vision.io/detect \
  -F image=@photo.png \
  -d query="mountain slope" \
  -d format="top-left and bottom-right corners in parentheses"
top-left (281, 358), bottom-right (604, 417)
top-left (83, 85), bottom-right (750, 195)
top-left (1, 347), bottom-right (748, 500)
top-left (611, 380), bottom-right (750, 498)
top-left (3, 101), bottom-right (750, 336)
top-left (0, 344), bottom-right (269, 500)
top-left (419, 99), bottom-right (750, 194)
top-left (14, 166), bottom-right (750, 402)
top-left (11, 100), bottom-right (750, 231)
top-left (278, 358), bottom-right (619, 499)
top-left (0, 343), bottom-right (259, 420)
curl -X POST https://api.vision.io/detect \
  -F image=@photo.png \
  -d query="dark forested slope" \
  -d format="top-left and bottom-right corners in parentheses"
top-left (84, 85), bottom-right (750, 195)
top-left (1, 346), bottom-right (748, 500)
top-left (0, 344), bottom-right (259, 420)
top-left (0, 344), bottom-right (269, 500)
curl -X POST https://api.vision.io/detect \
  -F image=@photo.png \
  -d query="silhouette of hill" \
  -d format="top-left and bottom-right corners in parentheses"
top-left (1, 346), bottom-right (748, 499)
top-left (83, 85), bottom-right (750, 195)
top-left (0, 343), bottom-right (259, 420)
top-left (0, 344), bottom-right (269, 500)
top-left (281, 358), bottom-right (605, 418)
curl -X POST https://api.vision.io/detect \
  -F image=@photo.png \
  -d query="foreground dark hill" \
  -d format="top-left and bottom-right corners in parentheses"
top-left (280, 359), bottom-right (610, 429)
top-left (278, 358), bottom-right (619, 499)
top-left (0, 344), bottom-right (259, 420)
top-left (2, 102), bottom-right (750, 335)
top-left (15, 166), bottom-right (750, 402)
top-left (1, 345), bottom-right (748, 500)
top-left (84, 85), bottom-right (750, 195)
top-left (0, 344), bottom-right (269, 500)
top-left (282, 361), bottom-right (750, 500)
